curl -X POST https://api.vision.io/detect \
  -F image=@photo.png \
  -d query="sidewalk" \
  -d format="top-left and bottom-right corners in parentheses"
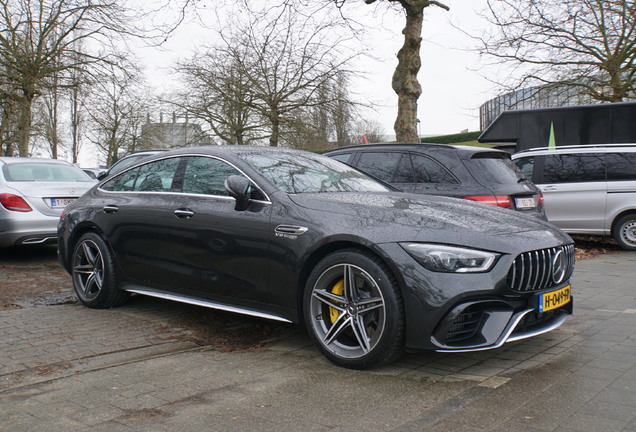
top-left (1, 253), bottom-right (635, 431)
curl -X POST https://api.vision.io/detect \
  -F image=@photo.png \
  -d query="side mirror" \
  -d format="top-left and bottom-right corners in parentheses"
top-left (224, 175), bottom-right (251, 211)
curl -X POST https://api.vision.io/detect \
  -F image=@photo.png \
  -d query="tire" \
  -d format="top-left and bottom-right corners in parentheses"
top-left (304, 249), bottom-right (404, 369)
top-left (613, 214), bottom-right (636, 251)
top-left (71, 232), bottom-right (129, 308)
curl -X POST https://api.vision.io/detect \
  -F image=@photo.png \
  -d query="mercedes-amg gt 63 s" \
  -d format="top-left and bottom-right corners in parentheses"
top-left (58, 146), bottom-right (574, 369)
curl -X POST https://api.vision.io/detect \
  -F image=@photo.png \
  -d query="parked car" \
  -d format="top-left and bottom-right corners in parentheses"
top-left (58, 146), bottom-right (574, 369)
top-left (512, 144), bottom-right (636, 250)
top-left (0, 157), bottom-right (95, 247)
top-left (98, 150), bottom-right (166, 180)
top-left (81, 167), bottom-right (107, 179)
top-left (324, 143), bottom-right (546, 219)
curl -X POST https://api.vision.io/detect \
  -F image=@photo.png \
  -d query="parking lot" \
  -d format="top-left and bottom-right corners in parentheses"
top-left (1, 247), bottom-right (635, 431)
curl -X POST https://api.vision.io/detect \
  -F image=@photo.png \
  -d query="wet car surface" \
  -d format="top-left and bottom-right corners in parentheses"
top-left (58, 146), bottom-right (575, 369)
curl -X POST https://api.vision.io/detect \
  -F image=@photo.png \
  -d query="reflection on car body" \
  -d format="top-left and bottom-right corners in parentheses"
top-left (58, 146), bottom-right (575, 369)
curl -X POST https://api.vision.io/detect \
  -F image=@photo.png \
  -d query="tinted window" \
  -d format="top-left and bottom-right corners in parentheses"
top-left (606, 153), bottom-right (636, 181)
top-left (543, 153), bottom-right (605, 183)
top-left (182, 157), bottom-right (241, 196)
top-left (514, 156), bottom-right (535, 181)
top-left (330, 153), bottom-right (352, 164)
top-left (356, 152), bottom-right (401, 183)
top-left (411, 154), bottom-right (458, 184)
top-left (468, 154), bottom-right (525, 184)
top-left (394, 154), bottom-right (415, 183)
top-left (241, 152), bottom-right (390, 194)
top-left (102, 158), bottom-right (180, 192)
top-left (109, 154), bottom-right (146, 175)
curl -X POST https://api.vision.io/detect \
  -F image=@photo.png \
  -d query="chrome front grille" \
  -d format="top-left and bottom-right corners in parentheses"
top-left (507, 244), bottom-right (575, 292)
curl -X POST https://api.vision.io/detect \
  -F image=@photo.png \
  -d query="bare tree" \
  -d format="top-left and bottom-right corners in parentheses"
top-left (479, 0), bottom-right (636, 102)
top-left (323, 0), bottom-right (449, 143)
top-left (219, 5), bottom-right (358, 147)
top-left (173, 51), bottom-right (266, 146)
top-left (68, 65), bottom-right (86, 164)
top-left (37, 65), bottom-right (63, 159)
top-left (86, 61), bottom-right (148, 166)
top-left (352, 118), bottom-right (386, 144)
top-left (0, 0), bottom-right (128, 156)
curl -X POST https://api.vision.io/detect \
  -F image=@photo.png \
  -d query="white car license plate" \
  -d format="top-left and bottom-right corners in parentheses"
top-left (51, 198), bottom-right (76, 209)
top-left (515, 197), bottom-right (536, 209)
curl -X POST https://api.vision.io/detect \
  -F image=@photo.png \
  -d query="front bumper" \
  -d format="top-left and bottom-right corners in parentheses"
top-left (374, 242), bottom-right (574, 353)
top-left (431, 295), bottom-right (573, 352)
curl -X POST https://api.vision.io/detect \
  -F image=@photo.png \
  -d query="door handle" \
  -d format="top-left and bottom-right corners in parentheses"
top-left (542, 185), bottom-right (558, 191)
top-left (174, 209), bottom-right (194, 219)
top-left (102, 205), bottom-right (118, 214)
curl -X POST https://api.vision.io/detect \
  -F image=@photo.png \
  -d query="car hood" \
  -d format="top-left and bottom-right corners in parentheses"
top-left (288, 192), bottom-right (570, 252)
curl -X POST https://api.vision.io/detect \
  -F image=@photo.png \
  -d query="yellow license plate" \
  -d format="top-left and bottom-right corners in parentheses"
top-left (539, 285), bottom-right (571, 312)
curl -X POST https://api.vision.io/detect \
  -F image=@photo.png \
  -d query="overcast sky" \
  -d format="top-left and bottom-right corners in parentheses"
top-left (137, 1), bottom-right (494, 139)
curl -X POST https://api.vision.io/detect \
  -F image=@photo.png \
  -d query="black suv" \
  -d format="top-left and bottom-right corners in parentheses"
top-left (325, 143), bottom-right (546, 219)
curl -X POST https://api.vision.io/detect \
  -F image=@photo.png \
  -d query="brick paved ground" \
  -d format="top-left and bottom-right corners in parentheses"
top-left (1, 253), bottom-right (635, 431)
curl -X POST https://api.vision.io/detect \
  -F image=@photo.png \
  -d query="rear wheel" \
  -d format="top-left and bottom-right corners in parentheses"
top-left (71, 232), bottom-right (129, 308)
top-left (304, 249), bottom-right (404, 369)
top-left (614, 214), bottom-right (636, 251)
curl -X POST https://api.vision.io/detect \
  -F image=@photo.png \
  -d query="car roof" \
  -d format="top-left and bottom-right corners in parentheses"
top-left (324, 143), bottom-right (506, 156)
top-left (513, 144), bottom-right (636, 157)
top-left (0, 157), bottom-right (74, 165)
top-left (148, 145), bottom-right (316, 157)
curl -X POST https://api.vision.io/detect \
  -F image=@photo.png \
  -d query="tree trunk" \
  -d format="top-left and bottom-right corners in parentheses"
top-left (269, 107), bottom-right (280, 147)
top-left (392, 3), bottom-right (424, 143)
top-left (70, 84), bottom-right (81, 163)
top-left (17, 94), bottom-right (35, 157)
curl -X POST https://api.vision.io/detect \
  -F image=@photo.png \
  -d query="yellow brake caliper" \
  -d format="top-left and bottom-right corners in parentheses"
top-left (329, 279), bottom-right (344, 324)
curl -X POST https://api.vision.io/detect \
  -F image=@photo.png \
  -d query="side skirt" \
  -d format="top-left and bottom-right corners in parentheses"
top-left (124, 287), bottom-right (293, 323)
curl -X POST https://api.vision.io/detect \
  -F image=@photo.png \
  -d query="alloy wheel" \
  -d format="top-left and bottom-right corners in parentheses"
top-left (72, 239), bottom-right (105, 302)
top-left (309, 263), bottom-right (386, 359)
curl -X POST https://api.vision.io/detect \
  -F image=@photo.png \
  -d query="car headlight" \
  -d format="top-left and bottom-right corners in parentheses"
top-left (400, 243), bottom-right (500, 273)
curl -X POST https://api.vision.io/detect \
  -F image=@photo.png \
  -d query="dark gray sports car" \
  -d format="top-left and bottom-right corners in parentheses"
top-left (58, 146), bottom-right (575, 369)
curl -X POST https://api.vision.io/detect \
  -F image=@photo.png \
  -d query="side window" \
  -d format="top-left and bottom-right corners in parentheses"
top-left (356, 152), bottom-right (401, 183)
top-left (101, 158), bottom-right (180, 192)
top-left (411, 154), bottom-right (458, 184)
top-left (182, 156), bottom-right (241, 196)
top-left (514, 156), bottom-right (535, 181)
top-left (394, 154), bottom-right (415, 183)
top-left (543, 153), bottom-right (605, 183)
top-left (330, 153), bottom-right (352, 164)
top-left (606, 153), bottom-right (636, 181)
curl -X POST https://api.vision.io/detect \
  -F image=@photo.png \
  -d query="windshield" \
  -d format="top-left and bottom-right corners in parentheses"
top-left (241, 152), bottom-right (391, 194)
top-left (3, 162), bottom-right (93, 182)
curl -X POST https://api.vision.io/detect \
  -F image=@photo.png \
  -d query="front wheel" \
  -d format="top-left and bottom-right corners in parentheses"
top-left (304, 249), bottom-right (404, 369)
top-left (71, 232), bottom-right (129, 308)
top-left (613, 214), bottom-right (636, 251)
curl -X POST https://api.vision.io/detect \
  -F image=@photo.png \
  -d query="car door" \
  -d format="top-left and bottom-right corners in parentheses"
top-left (538, 153), bottom-right (607, 233)
top-left (605, 152), bottom-right (636, 232)
top-left (97, 157), bottom-right (182, 285)
top-left (161, 156), bottom-right (272, 305)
